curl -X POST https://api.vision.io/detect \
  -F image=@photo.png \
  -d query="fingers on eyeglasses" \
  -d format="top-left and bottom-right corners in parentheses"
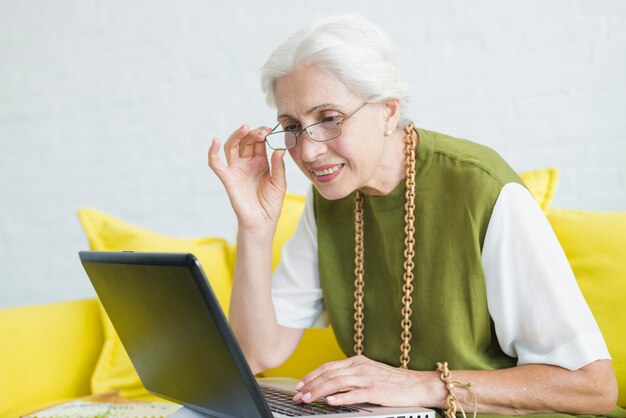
top-left (239, 127), bottom-right (272, 158)
top-left (222, 125), bottom-right (262, 157)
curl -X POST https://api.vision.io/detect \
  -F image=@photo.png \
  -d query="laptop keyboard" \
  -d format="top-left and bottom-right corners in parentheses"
top-left (262, 385), bottom-right (361, 416)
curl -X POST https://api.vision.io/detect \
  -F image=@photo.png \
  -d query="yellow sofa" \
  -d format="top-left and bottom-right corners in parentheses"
top-left (1, 168), bottom-right (625, 417)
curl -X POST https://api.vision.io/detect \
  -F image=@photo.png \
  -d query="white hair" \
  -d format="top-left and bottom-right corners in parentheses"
top-left (260, 15), bottom-right (411, 128)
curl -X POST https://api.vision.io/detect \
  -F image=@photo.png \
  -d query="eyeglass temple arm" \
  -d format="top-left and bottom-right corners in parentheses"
top-left (339, 102), bottom-right (369, 125)
top-left (270, 123), bottom-right (281, 133)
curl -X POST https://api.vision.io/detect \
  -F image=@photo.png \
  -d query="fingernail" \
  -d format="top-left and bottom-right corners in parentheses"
top-left (326, 396), bottom-right (335, 403)
top-left (293, 392), bottom-right (302, 402)
top-left (302, 392), bottom-right (311, 401)
top-left (295, 381), bottom-right (304, 390)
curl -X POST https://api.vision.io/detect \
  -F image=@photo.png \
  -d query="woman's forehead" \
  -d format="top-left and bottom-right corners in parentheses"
top-left (273, 65), bottom-right (361, 117)
top-left (277, 102), bottom-right (340, 121)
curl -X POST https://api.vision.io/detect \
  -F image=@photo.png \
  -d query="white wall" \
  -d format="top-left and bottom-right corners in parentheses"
top-left (1, 0), bottom-right (625, 308)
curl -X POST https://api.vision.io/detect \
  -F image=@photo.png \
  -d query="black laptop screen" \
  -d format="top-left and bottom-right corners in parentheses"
top-left (80, 251), bottom-right (272, 418)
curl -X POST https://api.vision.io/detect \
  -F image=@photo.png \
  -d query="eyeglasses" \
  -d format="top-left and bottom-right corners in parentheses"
top-left (265, 102), bottom-right (369, 150)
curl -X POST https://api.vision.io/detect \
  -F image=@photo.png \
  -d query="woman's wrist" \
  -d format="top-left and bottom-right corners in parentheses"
top-left (236, 223), bottom-right (277, 244)
top-left (413, 370), bottom-right (449, 409)
top-left (234, 225), bottom-right (277, 280)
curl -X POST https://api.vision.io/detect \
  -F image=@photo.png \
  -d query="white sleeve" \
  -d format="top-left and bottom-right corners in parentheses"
top-left (271, 188), bottom-right (328, 329)
top-left (482, 183), bottom-right (611, 370)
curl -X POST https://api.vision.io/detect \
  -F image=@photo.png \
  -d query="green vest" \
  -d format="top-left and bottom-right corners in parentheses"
top-left (314, 128), bottom-right (520, 371)
top-left (313, 127), bottom-right (625, 417)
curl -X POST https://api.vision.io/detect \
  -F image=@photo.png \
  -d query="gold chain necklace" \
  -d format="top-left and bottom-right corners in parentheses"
top-left (353, 123), bottom-right (418, 369)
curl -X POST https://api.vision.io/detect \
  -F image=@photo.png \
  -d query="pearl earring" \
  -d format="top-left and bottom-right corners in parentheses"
top-left (385, 129), bottom-right (393, 136)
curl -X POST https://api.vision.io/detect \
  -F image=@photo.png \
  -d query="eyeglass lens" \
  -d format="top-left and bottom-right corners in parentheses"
top-left (265, 121), bottom-right (341, 150)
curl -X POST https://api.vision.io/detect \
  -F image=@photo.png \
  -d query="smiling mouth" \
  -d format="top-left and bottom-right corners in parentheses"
top-left (312, 164), bottom-right (343, 177)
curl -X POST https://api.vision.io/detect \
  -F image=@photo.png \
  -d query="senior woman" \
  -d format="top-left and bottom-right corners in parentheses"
top-left (208, 15), bottom-right (620, 416)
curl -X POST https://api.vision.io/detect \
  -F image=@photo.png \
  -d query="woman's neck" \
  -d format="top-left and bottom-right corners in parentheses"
top-left (359, 129), bottom-right (409, 196)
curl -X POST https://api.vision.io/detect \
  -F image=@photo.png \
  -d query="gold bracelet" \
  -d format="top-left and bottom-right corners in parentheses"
top-left (436, 362), bottom-right (477, 418)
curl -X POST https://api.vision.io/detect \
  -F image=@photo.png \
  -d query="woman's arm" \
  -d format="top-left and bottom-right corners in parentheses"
top-left (293, 356), bottom-right (618, 415)
top-left (482, 183), bottom-right (611, 371)
top-left (230, 226), bottom-right (304, 373)
top-left (208, 124), bottom-right (303, 373)
top-left (441, 359), bottom-right (618, 414)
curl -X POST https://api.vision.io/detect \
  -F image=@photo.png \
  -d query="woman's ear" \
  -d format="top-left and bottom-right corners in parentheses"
top-left (381, 99), bottom-right (401, 132)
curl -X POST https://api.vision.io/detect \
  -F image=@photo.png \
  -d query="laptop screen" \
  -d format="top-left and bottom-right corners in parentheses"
top-left (80, 251), bottom-right (273, 418)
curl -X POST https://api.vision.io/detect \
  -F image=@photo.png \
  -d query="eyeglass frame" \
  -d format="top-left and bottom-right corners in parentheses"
top-left (264, 102), bottom-right (369, 150)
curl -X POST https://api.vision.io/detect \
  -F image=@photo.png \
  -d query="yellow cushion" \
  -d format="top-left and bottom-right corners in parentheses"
top-left (0, 299), bottom-right (103, 417)
top-left (77, 208), bottom-right (234, 398)
top-left (518, 167), bottom-right (560, 212)
top-left (547, 208), bottom-right (626, 407)
top-left (272, 193), bottom-right (306, 271)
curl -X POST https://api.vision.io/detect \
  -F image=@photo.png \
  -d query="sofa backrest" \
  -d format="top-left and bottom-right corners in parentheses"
top-left (0, 299), bottom-right (104, 416)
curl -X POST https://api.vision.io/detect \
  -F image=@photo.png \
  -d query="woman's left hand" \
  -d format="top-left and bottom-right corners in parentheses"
top-left (293, 355), bottom-right (438, 407)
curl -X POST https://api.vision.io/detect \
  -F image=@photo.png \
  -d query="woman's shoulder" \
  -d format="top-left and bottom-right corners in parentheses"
top-left (417, 128), bottom-right (521, 188)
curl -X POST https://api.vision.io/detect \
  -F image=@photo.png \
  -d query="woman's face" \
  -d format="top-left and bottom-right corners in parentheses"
top-left (273, 65), bottom-right (400, 200)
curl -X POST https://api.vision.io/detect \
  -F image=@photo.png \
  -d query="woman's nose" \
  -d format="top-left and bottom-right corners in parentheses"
top-left (299, 131), bottom-right (328, 162)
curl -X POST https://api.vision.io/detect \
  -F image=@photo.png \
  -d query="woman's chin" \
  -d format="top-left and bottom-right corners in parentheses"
top-left (312, 183), bottom-right (354, 201)
top-left (301, 166), bottom-right (355, 200)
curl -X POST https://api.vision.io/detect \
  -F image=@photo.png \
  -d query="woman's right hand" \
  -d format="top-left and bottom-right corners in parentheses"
top-left (208, 124), bottom-right (287, 232)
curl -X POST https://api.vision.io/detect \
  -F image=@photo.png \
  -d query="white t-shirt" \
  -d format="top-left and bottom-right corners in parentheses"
top-left (271, 183), bottom-right (610, 371)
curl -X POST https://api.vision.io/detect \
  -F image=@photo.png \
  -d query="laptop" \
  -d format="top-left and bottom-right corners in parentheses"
top-left (79, 251), bottom-right (435, 418)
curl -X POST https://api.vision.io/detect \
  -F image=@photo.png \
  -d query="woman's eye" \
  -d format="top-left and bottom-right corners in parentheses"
top-left (284, 124), bottom-right (299, 132)
top-left (322, 115), bottom-right (341, 123)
